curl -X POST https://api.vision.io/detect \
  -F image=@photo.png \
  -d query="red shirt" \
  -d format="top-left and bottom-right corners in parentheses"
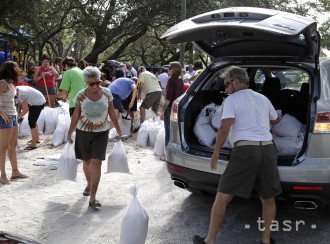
top-left (165, 77), bottom-right (184, 104)
top-left (37, 66), bottom-right (55, 88)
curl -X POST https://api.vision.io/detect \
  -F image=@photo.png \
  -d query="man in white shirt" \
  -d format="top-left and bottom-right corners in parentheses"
top-left (193, 66), bottom-right (282, 244)
top-left (186, 64), bottom-right (195, 77)
top-left (125, 62), bottom-right (137, 77)
top-left (157, 68), bottom-right (169, 96)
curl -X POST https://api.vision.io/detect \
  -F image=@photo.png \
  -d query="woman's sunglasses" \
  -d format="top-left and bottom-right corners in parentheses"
top-left (88, 81), bottom-right (101, 87)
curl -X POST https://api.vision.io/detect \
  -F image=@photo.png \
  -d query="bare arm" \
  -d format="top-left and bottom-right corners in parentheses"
top-left (108, 101), bottom-right (122, 137)
top-left (211, 118), bottom-right (235, 171)
top-left (17, 101), bottom-right (29, 120)
top-left (270, 116), bottom-right (281, 125)
top-left (60, 90), bottom-right (68, 100)
top-left (67, 105), bottom-right (81, 143)
top-left (50, 66), bottom-right (59, 79)
top-left (129, 85), bottom-right (137, 109)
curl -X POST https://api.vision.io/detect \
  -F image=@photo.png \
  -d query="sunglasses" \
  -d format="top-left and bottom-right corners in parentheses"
top-left (224, 79), bottom-right (235, 88)
top-left (88, 81), bottom-right (101, 87)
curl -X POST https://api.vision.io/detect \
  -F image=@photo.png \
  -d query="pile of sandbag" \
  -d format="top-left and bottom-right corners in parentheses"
top-left (193, 103), bottom-right (231, 148)
top-left (137, 118), bottom-right (164, 148)
top-left (272, 113), bottom-right (304, 155)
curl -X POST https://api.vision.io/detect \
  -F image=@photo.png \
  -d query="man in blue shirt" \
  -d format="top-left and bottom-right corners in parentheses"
top-left (109, 68), bottom-right (137, 118)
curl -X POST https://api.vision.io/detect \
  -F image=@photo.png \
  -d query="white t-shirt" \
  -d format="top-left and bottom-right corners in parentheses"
top-left (157, 72), bottom-right (169, 89)
top-left (186, 70), bottom-right (195, 77)
top-left (16, 86), bottom-right (46, 106)
top-left (222, 89), bottom-right (278, 146)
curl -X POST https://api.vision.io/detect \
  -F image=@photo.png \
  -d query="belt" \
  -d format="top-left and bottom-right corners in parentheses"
top-left (234, 140), bottom-right (273, 147)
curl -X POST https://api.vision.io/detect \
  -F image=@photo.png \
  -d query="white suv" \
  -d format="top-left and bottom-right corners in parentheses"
top-left (160, 7), bottom-right (330, 214)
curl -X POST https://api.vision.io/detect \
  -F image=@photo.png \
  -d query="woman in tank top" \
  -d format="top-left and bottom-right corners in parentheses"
top-left (0, 61), bottom-right (28, 185)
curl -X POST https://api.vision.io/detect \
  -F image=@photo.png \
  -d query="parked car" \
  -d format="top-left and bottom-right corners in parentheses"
top-left (160, 7), bottom-right (330, 214)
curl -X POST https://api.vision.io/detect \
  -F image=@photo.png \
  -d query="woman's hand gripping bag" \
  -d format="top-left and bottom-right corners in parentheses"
top-left (57, 141), bottom-right (78, 181)
top-left (120, 184), bottom-right (149, 244)
top-left (107, 140), bottom-right (130, 173)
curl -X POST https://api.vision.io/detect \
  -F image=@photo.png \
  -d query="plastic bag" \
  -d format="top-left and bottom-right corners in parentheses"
top-left (272, 114), bottom-right (303, 137)
top-left (107, 140), bottom-right (130, 173)
top-left (57, 141), bottom-right (78, 181)
top-left (120, 184), bottom-right (149, 244)
top-left (154, 128), bottom-right (166, 156)
top-left (137, 121), bottom-right (150, 147)
top-left (119, 113), bottom-right (131, 136)
top-left (18, 113), bottom-right (31, 137)
top-left (43, 107), bottom-right (58, 135)
top-left (51, 113), bottom-right (67, 146)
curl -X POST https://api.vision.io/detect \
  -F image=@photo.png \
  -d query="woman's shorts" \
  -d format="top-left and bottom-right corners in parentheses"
top-left (0, 115), bottom-right (18, 129)
top-left (75, 129), bottom-right (109, 161)
top-left (28, 104), bottom-right (45, 129)
top-left (35, 85), bottom-right (56, 95)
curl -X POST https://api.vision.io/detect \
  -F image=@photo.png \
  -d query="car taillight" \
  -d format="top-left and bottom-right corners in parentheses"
top-left (293, 186), bottom-right (324, 191)
top-left (314, 112), bottom-right (330, 133)
top-left (170, 101), bottom-right (179, 121)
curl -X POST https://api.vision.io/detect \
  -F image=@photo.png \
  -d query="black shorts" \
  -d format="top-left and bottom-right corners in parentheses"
top-left (122, 92), bottom-right (137, 112)
top-left (75, 129), bottom-right (109, 161)
top-left (218, 144), bottom-right (282, 199)
top-left (140, 91), bottom-right (162, 112)
top-left (28, 104), bottom-right (45, 129)
top-left (112, 93), bottom-right (123, 110)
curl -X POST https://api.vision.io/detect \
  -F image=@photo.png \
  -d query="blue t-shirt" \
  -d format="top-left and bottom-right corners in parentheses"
top-left (109, 77), bottom-right (135, 100)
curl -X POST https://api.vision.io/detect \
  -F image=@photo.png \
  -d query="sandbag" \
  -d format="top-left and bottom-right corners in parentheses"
top-left (57, 141), bottom-right (78, 181)
top-left (145, 109), bottom-right (157, 120)
top-left (154, 128), bottom-right (166, 156)
top-left (119, 114), bottom-right (131, 136)
top-left (18, 113), bottom-right (31, 137)
top-left (148, 122), bottom-right (162, 147)
top-left (137, 121), bottom-right (150, 147)
top-left (109, 128), bottom-right (118, 140)
top-left (37, 109), bottom-right (45, 135)
top-left (272, 114), bottom-right (303, 137)
top-left (193, 110), bottom-right (216, 147)
top-left (107, 140), bottom-right (130, 173)
top-left (120, 184), bottom-right (149, 244)
top-left (51, 113), bottom-right (67, 146)
top-left (43, 107), bottom-right (58, 135)
top-left (273, 134), bottom-right (304, 155)
top-left (211, 105), bottom-right (224, 129)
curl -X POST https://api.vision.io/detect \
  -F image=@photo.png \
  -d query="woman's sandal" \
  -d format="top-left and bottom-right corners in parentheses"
top-left (28, 140), bottom-right (41, 144)
top-left (11, 174), bottom-right (28, 180)
top-left (83, 187), bottom-right (90, 196)
top-left (0, 178), bottom-right (10, 185)
top-left (89, 200), bottom-right (102, 208)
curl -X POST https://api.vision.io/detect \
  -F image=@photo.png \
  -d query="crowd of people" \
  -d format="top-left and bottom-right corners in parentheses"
top-left (0, 56), bottom-right (203, 205)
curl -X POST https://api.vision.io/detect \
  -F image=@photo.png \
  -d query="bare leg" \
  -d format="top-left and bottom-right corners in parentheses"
top-left (29, 127), bottom-right (39, 147)
top-left (83, 160), bottom-right (92, 190)
top-left (128, 111), bottom-right (134, 129)
top-left (0, 128), bottom-right (12, 184)
top-left (204, 192), bottom-right (234, 244)
top-left (8, 125), bottom-right (27, 178)
top-left (260, 197), bottom-right (276, 244)
top-left (89, 159), bottom-right (102, 202)
top-left (140, 107), bottom-right (145, 124)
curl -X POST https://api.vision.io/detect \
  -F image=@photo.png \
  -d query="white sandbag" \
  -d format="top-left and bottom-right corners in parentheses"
top-left (148, 123), bottom-right (162, 147)
top-left (51, 113), bottom-right (67, 146)
top-left (57, 100), bottom-right (70, 115)
top-left (109, 128), bottom-right (118, 140)
top-left (107, 140), bottom-right (130, 173)
top-left (120, 184), bottom-right (149, 244)
top-left (273, 134), bottom-right (304, 155)
top-left (63, 113), bottom-right (71, 143)
top-left (37, 109), bottom-right (45, 135)
top-left (137, 121), bottom-right (150, 147)
top-left (57, 141), bottom-right (78, 181)
top-left (272, 114), bottom-right (303, 137)
top-left (43, 107), bottom-right (58, 135)
top-left (119, 114), bottom-right (131, 136)
top-left (211, 105), bottom-right (224, 129)
top-left (154, 128), bottom-right (166, 156)
top-left (18, 113), bottom-right (31, 137)
top-left (193, 111), bottom-right (216, 147)
top-left (145, 109), bottom-right (157, 120)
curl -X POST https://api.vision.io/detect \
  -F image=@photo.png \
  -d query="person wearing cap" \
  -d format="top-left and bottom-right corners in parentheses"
top-left (34, 54), bottom-right (59, 107)
top-left (59, 57), bottom-right (87, 116)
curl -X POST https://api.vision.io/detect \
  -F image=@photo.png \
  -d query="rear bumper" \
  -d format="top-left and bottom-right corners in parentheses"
top-left (167, 162), bottom-right (330, 204)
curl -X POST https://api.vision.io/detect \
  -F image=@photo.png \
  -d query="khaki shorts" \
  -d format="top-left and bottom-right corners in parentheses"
top-left (140, 91), bottom-right (162, 113)
top-left (217, 144), bottom-right (282, 199)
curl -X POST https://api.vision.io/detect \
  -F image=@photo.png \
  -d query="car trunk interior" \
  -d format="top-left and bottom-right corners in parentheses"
top-left (183, 65), bottom-right (311, 166)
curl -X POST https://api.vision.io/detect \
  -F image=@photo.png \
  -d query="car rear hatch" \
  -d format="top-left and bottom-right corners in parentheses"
top-left (161, 7), bottom-right (319, 62)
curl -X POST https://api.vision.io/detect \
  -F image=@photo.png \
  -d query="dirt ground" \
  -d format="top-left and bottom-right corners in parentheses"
top-left (0, 132), bottom-right (170, 243)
